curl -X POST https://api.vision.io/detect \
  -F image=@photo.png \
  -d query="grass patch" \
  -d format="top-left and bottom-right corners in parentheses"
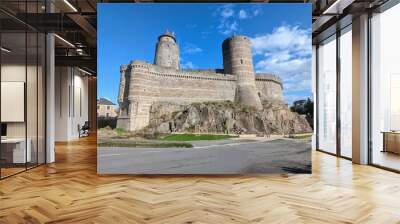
top-left (115, 128), bottom-right (126, 136)
top-left (160, 134), bottom-right (238, 141)
top-left (98, 140), bottom-right (193, 148)
top-left (288, 134), bottom-right (313, 139)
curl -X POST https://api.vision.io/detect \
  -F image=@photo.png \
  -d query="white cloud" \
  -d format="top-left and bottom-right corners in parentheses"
top-left (214, 4), bottom-right (239, 35)
top-left (255, 56), bottom-right (312, 94)
top-left (220, 21), bottom-right (238, 35)
top-left (284, 76), bottom-right (311, 91)
top-left (220, 5), bottom-right (234, 18)
top-left (214, 6), bottom-right (262, 35)
top-left (238, 10), bottom-right (248, 19)
top-left (182, 43), bottom-right (202, 54)
top-left (181, 61), bottom-right (196, 69)
top-left (239, 9), bottom-right (260, 19)
top-left (250, 25), bottom-right (312, 101)
top-left (255, 57), bottom-right (311, 77)
top-left (284, 94), bottom-right (310, 105)
top-left (251, 25), bottom-right (311, 56)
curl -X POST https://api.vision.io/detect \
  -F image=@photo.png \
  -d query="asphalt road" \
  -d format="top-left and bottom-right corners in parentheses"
top-left (97, 138), bottom-right (311, 174)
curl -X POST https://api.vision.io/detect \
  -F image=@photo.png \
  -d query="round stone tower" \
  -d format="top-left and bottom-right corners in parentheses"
top-left (154, 31), bottom-right (180, 70)
top-left (222, 35), bottom-right (263, 110)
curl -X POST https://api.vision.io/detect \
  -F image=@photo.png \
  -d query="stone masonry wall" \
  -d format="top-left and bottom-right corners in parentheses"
top-left (154, 35), bottom-right (180, 70)
top-left (118, 60), bottom-right (283, 131)
top-left (255, 74), bottom-right (283, 102)
top-left (222, 36), bottom-right (263, 110)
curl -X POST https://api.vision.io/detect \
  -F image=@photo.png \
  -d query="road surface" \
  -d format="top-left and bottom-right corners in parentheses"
top-left (97, 138), bottom-right (311, 174)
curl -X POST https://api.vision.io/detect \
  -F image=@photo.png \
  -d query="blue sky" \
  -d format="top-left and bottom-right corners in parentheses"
top-left (98, 3), bottom-right (312, 105)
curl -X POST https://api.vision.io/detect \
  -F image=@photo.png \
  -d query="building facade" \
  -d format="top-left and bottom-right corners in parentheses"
top-left (117, 32), bottom-right (283, 131)
top-left (313, 0), bottom-right (400, 172)
top-left (97, 98), bottom-right (117, 118)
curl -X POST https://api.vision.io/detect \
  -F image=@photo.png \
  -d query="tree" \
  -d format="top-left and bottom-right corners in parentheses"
top-left (304, 98), bottom-right (313, 117)
top-left (291, 97), bottom-right (314, 129)
top-left (304, 98), bottom-right (314, 129)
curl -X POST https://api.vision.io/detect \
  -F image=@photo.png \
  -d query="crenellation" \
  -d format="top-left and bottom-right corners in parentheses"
top-left (117, 32), bottom-right (285, 131)
top-left (255, 73), bottom-right (283, 89)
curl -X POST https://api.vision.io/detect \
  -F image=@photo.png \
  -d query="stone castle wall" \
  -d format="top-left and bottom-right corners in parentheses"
top-left (116, 32), bottom-right (285, 132)
top-left (222, 36), bottom-right (263, 109)
top-left (117, 60), bottom-right (283, 131)
top-left (255, 74), bottom-right (283, 102)
top-left (154, 35), bottom-right (180, 70)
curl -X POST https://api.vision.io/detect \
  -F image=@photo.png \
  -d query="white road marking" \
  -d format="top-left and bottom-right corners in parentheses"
top-left (99, 153), bottom-right (122, 157)
top-left (194, 141), bottom-right (265, 149)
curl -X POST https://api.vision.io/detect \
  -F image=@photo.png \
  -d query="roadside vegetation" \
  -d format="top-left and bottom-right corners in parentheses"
top-left (159, 133), bottom-right (238, 141)
top-left (98, 139), bottom-right (193, 148)
top-left (97, 128), bottom-right (239, 148)
top-left (287, 133), bottom-right (313, 140)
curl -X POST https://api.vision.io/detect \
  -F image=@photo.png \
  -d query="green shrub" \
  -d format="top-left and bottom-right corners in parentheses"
top-left (115, 128), bottom-right (125, 136)
top-left (97, 117), bottom-right (117, 129)
top-left (153, 131), bottom-right (160, 139)
top-left (183, 125), bottom-right (195, 133)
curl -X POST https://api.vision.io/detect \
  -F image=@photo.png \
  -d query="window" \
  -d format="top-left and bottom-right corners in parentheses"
top-left (0, 1), bottom-right (46, 179)
top-left (370, 4), bottom-right (400, 171)
top-left (316, 26), bottom-right (352, 158)
top-left (317, 35), bottom-right (337, 154)
top-left (339, 26), bottom-right (352, 158)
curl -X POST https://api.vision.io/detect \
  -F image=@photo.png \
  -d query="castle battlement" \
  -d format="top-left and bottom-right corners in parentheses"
top-left (129, 60), bottom-right (150, 68)
top-left (146, 71), bottom-right (237, 82)
top-left (128, 61), bottom-right (236, 81)
top-left (255, 73), bottom-right (283, 87)
top-left (181, 68), bottom-right (224, 74)
top-left (222, 35), bottom-right (251, 44)
top-left (117, 32), bottom-right (284, 131)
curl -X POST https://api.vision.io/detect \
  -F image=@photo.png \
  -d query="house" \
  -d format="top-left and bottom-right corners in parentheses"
top-left (97, 97), bottom-right (117, 118)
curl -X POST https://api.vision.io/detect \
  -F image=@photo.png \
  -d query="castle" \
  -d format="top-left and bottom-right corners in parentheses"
top-left (117, 31), bottom-right (284, 131)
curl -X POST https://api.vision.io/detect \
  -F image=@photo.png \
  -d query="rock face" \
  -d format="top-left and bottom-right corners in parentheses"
top-left (117, 32), bottom-right (284, 132)
top-left (143, 101), bottom-right (312, 135)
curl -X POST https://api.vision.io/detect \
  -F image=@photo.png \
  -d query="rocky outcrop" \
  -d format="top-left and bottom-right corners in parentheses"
top-left (142, 100), bottom-right (312, 135)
